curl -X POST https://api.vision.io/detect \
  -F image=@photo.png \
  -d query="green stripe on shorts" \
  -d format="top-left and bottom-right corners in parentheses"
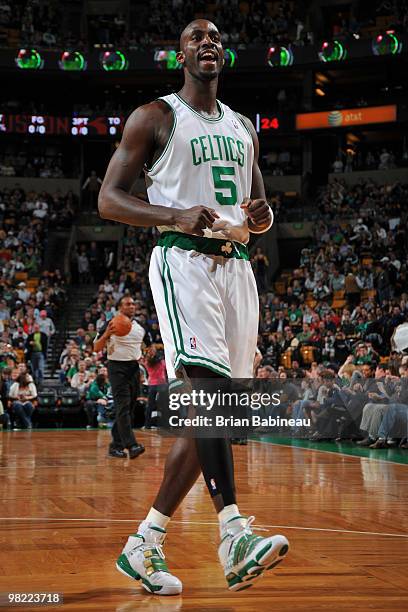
top-left (163, 247), bottom-right (184, 352)
top-left (160, 247), bottom-right (181, 354)
top-left (162, 248), bottom-right (232, 377)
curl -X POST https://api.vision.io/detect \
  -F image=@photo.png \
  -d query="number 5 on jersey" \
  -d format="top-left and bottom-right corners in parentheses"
top-left (212, 165), bottom-right (237, 206)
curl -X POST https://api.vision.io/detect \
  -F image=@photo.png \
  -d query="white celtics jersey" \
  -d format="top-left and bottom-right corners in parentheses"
top-left (145, 92), bottom-right (254, 244)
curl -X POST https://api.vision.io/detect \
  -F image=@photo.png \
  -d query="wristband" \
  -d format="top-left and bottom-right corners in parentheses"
top-left (248, 210), bottom-right (274, 234)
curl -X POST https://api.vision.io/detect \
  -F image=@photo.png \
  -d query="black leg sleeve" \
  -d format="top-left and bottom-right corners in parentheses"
top-left (195, 437), bottom-right (236, 507)
top-left (184, 365), bottom-right (237, 509)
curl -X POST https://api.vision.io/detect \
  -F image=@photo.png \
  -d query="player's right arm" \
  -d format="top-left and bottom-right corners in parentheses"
top-left (98, 101), bottom-right (218, 235)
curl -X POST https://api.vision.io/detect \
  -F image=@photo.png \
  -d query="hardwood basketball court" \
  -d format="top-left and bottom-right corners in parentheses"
top-left (1, 430), bottom-right (407, 611)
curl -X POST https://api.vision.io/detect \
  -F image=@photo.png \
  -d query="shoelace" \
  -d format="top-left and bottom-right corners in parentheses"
top-left (227, 515), bottom-right (255, 540)
top-left (149, 544), bottom-right (165, 561)
top-left (131, 533), bottom-right (168, 573)
top-left (225, 516), bottom-right (264, 567)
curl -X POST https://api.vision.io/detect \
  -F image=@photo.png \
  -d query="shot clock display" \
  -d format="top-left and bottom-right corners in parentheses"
top-left (255, 114), bottom-right (280, 132)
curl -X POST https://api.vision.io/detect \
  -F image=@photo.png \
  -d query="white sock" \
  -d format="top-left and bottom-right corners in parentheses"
top-left (217, 505), bottom-right (247, 564)
top-left (218, 504), bottom-right (246, 531)
top-left (142, 507), bottom-right (170, 530)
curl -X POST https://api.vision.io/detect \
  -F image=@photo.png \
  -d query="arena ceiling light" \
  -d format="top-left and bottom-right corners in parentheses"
top-left (59, 51), bottom-right (87, 71)
top-left (224, 48), bottom-right (237, 68)
top-left (346, 132), bottom-right (360, 144)
top-left (372, 31), bottom-right (402, 56)
top-left (15, 48), bottom-right (44, 70)
top-left (266, 45), bottom-right (293, 68)
top-left (101, 50), bottom-right (128, 71)
top-left (315, 72), bottom-right (329, 85)
top-left (319, 40), bottom-right (347, 62)
top-left (153, 50), bottom-right (181, 70)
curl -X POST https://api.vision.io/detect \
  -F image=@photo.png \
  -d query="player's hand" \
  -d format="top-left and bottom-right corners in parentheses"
top-left (174, 206), bottom-right (219, 236)
top-left (240, 197), bottom-right (272, 231)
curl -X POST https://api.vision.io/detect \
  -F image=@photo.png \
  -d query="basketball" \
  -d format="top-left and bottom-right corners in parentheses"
top-left (111, 313), bottom-right (132, 336)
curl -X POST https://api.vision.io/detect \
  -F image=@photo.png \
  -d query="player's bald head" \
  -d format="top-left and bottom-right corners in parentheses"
top-left (179, 19), bottom-right (219, 50)
top-left (177, 19), bottom-right (223, 80)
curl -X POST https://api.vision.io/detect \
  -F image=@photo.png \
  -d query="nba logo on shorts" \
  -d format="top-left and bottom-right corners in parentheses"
top-left (210, 478), bottom-right (217, 491)
top-left (190, 337), bottom-right (197, 349)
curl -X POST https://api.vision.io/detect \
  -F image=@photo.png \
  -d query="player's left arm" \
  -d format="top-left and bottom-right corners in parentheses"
top-left (238, 113), bottom-right (273, 234)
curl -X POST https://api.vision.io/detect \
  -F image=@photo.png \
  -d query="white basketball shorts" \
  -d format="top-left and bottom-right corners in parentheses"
top-left (149, 233), bottom-right (259, 379)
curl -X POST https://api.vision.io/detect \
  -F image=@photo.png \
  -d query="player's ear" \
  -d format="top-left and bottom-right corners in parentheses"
top-left (176, 51), bottom-right (185, 64)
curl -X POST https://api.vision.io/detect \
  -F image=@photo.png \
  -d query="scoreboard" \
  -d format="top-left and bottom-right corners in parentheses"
top-left (0, 112), bottom-right (293, 136)
top-left (0, 114), bottom-right (124, 136)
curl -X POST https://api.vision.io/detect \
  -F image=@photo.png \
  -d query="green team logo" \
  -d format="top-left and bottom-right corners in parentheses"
top-left (190, 134), bottom-right (245, 167)
top-left (190, 134), bottom-right (245, 206)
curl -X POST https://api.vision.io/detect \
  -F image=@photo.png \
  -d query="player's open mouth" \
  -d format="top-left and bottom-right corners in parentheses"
top-left (198, 51), bottom-right (218, 65)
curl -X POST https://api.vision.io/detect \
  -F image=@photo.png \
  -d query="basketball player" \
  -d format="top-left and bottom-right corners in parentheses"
top-left (99, 19), bottom-right (289, 595)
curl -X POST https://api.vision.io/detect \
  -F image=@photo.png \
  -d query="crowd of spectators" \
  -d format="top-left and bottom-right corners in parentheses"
top-left (262, 147), bottom-right (301, 175)
top-left (253, 177), bottom-right (408, 448)
top-left (63, 176), bottom-right (408, 449)
top-left (0, 185), bottom-right (77, 231)
top-left (2, 0), bottom-right (408, 53)
top-left (314, 177), bottom-right (407, 223)
top-left (136, 0), bottom-right (304, 48)
top-left (322, 0), bottom-right (408, 40)
top-left (0, 274), bottom-right (67, 429)
top-left (3, 173), bottom-right (408, 446)
top-left (0, 155), bottom-right (66, 179)
top-left (256, 356), bottom-right (408, 448)
top-left (0, 1), bottom-right (305, 51)
top-left (0, 185), bottom-right (71, 427)
top-left (0, 0), bottom-right (64, 48)
top-left (262, 178), bottom-right (407, 360)
top-left (332, 147), bottom-right (406, 174)
top-left (59, 227), bottom-right (166, 428)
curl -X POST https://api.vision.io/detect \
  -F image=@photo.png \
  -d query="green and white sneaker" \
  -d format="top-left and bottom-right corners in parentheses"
top-left (218, 515), bottom-right (289, 592)
top-left (116, 521), bottom-right (182, 595)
